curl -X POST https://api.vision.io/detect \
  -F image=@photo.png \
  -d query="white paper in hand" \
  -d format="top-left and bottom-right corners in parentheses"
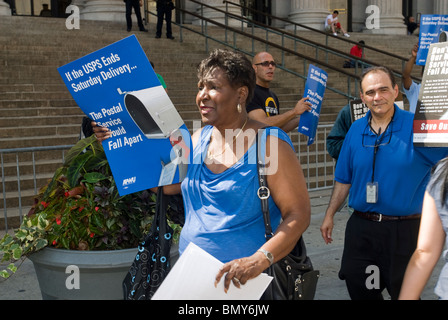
top-left (151, 242), bottom-right (272, 300)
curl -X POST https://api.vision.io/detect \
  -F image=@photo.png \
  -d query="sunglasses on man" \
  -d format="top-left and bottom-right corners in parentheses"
top-left (255, 61), bottom-right (277, 67)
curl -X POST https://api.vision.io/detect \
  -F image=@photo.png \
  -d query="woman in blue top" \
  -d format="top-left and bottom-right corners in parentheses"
top-left (94, 49), bottom-right (311, 293)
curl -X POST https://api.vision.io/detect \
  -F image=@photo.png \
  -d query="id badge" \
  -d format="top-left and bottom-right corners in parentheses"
top-left (366, 182), bottom-right (378, 204)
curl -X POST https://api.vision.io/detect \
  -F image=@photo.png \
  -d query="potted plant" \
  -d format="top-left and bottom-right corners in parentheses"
top-left (0, 135), bottom-right (183, 299)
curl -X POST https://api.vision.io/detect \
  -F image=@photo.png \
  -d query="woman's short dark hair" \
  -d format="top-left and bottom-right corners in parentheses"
top-left (197, 49), bottom-right (255, 105)
top-left (360, 66), bottom-right (397, 92)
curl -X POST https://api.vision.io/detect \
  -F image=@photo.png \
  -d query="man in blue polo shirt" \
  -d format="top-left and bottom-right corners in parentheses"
top-left (320, 66), bottom-right (448, 300)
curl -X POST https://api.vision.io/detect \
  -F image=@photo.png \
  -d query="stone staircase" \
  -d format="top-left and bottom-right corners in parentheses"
top-left (0, 16), bottom-right (421, 229)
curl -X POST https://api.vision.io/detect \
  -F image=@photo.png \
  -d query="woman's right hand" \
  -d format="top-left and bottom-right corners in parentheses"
top-left (92, 121), bottom-right (112, 142)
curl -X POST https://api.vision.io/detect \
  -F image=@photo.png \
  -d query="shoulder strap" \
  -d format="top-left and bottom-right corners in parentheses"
top-left (256, 127), bottom-right (274, 241)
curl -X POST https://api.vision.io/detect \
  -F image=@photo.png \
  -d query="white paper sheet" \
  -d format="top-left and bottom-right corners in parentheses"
top-left (151, 242), bottom-right (272, 300)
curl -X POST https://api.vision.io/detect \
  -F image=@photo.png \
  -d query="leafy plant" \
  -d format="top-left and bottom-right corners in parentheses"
top-left (0, 135), bottom-right (183, 279)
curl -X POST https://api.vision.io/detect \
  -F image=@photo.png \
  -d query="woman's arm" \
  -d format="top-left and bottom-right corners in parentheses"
top-left (260, 136), bottom-right (311, 260)
top-left (399, 191), bottom-right (446, 299)
top-left (93, 122), bottom-right (203, 195)
top-left (215, 136), bottom-right (311, 292)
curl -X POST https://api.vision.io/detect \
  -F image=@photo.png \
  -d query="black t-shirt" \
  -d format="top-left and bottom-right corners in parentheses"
top-left (246, 84), bottom-right (280, 116)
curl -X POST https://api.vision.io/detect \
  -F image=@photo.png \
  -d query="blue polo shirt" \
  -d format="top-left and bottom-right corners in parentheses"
top-left (335, 105), bottom-right (448, 216)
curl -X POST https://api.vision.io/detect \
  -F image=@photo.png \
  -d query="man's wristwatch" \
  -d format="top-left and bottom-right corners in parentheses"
top-left (257, 249), bottom-right (274, 266)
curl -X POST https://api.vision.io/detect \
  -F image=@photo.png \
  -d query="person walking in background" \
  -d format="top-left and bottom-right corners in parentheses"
top-left (325, 10), bottom-right (350, 37)
top-left (125, 0), bottom-right (148, 32)
top-left (246, 51), bottom-right (312, 133)
top-left (156, 0), bottom-right (174, 39)
top-left (399, 157), bottom-right (448, 300)
top-left (320, 66), bottom-right (448, 300)
top-left (39, 4), bottom-right (51, 17)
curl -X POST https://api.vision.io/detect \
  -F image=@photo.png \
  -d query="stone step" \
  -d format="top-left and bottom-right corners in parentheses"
top-left (0, 134), bottom-right (79, 149)
top-left (0, 123), bottom-right (81, 139)
top-left (0, 107), bottom-right (83, 118)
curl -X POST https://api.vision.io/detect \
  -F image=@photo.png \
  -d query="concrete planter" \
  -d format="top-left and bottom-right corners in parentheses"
top-left (29, 244), bottom-right (179, 300)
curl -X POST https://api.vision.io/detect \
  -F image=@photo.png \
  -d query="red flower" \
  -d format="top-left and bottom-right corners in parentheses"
top-left (52, 240), bottom-right (57, 245)
top-left (95, 207), bottom-right (99, 212)
top-left (40, 201), bottom-right (48, 208)
top-left (64, 191), bottom-right (69, 197)
top-left (89, 232), bottom-right (94, 238)
top-left (78, 206), bottom-right (84, 212)
top-left (56, 218), bottom-right (61, 225)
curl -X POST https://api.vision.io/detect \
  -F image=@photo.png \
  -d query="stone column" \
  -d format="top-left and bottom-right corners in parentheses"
top-left (352, 0), bottom-right (368, 32)
top-left (286, 0), bottom-right (330, 31)
top-left (192, 0), bottom-right (242, 27)
top-left (435, 0), bottom-right (448, 15)
top-left (0, 0), bottom-right (11, 16)
top-left (81, 0), bottom-right (126, 22)
top-left (364, 0), bottom-right (406, 34)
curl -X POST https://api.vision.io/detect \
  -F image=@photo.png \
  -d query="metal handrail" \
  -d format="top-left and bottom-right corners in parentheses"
top-left (1, 145), bottom-right (73, 231)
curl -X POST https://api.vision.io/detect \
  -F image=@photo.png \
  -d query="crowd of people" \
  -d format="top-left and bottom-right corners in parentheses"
top-left (91, 6), bottom-right (448, 300)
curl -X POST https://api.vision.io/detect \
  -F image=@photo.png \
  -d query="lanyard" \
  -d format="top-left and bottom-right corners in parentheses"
top-left (368, 116), bottom-right (393, 183)
top-left (371, 127), bottom-right (381, 183)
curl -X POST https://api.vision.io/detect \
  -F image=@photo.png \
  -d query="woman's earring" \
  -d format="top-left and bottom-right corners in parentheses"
top-left (237, 103), bottom-right (242, 113)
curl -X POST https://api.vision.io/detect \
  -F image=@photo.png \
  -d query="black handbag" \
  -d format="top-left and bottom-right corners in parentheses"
top-left (122, 189), bottom-right (174, 300)
top-left (256, 129), bottom-right (319, 300)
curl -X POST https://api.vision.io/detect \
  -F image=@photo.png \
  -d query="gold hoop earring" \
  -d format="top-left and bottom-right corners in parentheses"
top-left (237, 103), bottom-right (242, 113)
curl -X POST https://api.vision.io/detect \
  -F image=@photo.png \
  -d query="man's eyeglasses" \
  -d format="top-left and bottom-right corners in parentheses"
top-left (255, 61), bottom-right (277, 67)
top-left (362, 120), bottom-right (393, 148)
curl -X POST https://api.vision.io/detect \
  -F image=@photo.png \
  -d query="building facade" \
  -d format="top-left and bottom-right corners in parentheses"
top-left (1, 0), bottom-right (448, 34)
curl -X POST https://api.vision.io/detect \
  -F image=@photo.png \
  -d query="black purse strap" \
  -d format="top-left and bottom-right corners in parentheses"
top-left (154, 188), bottom-right (168, 233)
top-left (256, 128), bottom-right (274, 241)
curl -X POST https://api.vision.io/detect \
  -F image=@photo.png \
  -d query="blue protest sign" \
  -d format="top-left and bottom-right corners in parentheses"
top-left (58, 35), bottom-right (191, 196)
top-left (417, 15), bottom-right (448, 66)
top-left (298, 65), bottom-right (328, 145)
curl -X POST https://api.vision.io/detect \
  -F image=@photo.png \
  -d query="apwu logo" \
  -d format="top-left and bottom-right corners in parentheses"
top-left (122, 176), bottom-right (137, 188)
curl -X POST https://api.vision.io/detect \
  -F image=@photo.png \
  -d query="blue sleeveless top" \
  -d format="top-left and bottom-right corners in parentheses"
top-left (179, 125), bottom-right (294, 263)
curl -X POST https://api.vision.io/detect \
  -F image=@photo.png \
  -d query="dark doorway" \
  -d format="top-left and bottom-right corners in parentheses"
top-left (241, 0), bottom-right (272, 26)
top-left (50, 0), bottom-right (71, 18)
top-left (402, 0), bottom-right (413, 21)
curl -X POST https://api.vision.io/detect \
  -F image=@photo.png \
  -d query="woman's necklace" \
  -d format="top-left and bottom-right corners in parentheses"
top-left (207, 117), bottom-right (248, 160)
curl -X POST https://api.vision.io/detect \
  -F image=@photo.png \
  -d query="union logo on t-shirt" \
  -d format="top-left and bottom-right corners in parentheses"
top-left (265, 97), bottom-right (279, 116)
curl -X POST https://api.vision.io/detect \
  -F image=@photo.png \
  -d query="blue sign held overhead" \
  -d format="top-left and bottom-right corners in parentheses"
top-left (298, 64), bottom-right (328, 146)
top-left (417, 14), bottom-right (448, 66)
top-left (58, 35), bottom-right (192, 196)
